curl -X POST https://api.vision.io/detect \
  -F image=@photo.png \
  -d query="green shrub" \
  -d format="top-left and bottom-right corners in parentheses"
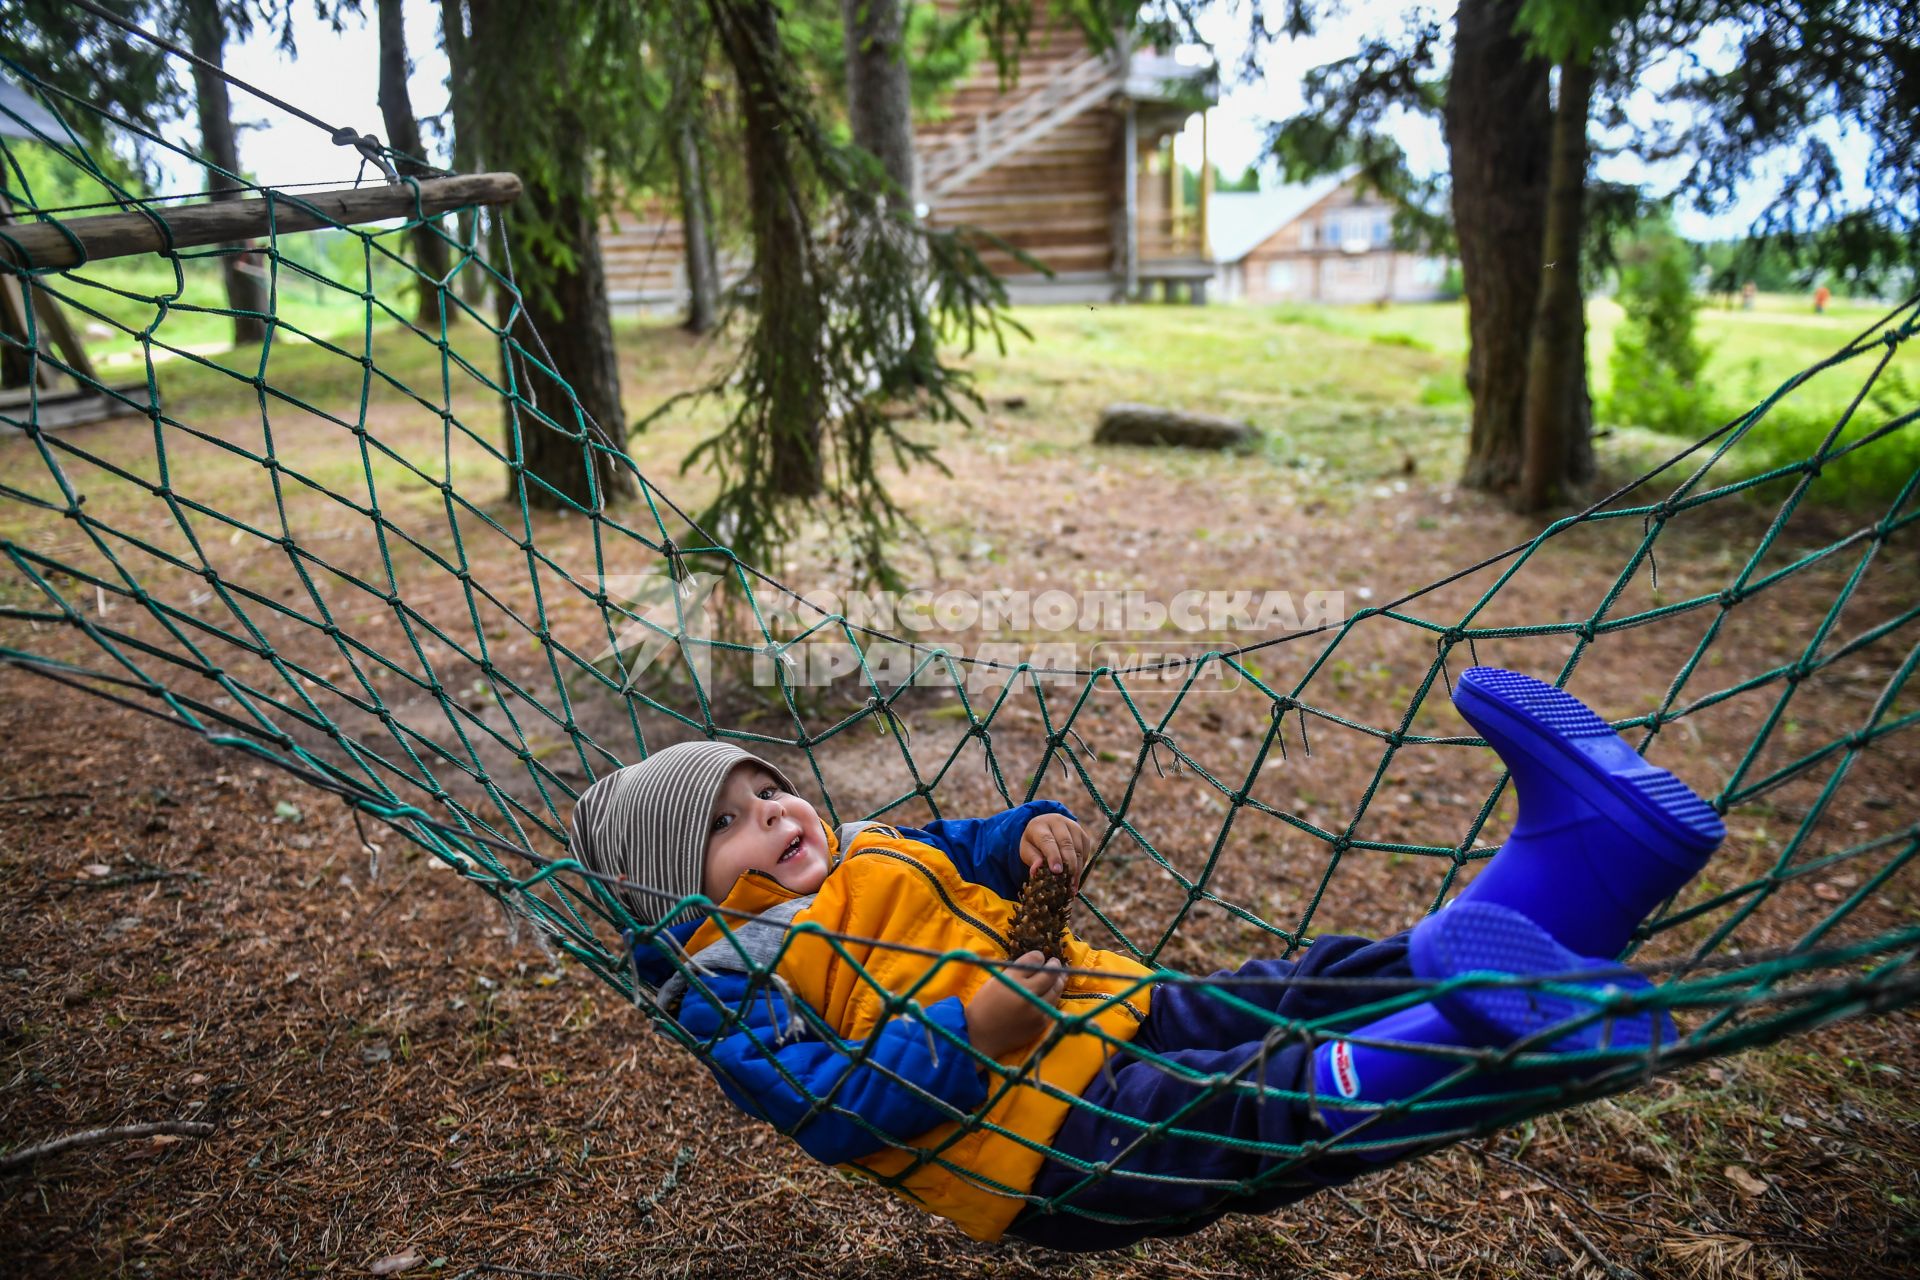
top-left (1730, 370), bottom-right (1920, 506)
top-left (1369, 330), bottom-right (1431, 351)
top-left (1606, 219), bottom-right (1710, 434)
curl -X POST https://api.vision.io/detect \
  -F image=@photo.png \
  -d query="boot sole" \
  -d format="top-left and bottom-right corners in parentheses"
top-left (1413, 900), bottom-right (1676, 1051)
top-left (1455, 666), bottom-right (1725, 855)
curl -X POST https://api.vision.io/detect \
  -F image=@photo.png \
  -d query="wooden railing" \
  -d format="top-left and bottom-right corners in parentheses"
top-left (1136, 211), bottom-right (1205, 263)
top-left (919, 50), bottom-right (1122, 199)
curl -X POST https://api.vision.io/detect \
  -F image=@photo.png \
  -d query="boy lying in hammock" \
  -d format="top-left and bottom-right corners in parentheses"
top-left (568, 667), bottom-right (1724, 1250)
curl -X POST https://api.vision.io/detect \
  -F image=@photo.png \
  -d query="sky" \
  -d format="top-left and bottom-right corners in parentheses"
top-left (130, 0), bottom-right (1872, 246)
top-left (1174, 0), bottom-right (1452, 185)
top-left (197, 0), bottom-right (452, 190)
top-left (1173, 0), bottom-right (1875, 242)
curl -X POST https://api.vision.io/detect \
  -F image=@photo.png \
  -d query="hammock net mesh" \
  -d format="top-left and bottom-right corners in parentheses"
top-left (3, 50), bottom-right (1919, 1231)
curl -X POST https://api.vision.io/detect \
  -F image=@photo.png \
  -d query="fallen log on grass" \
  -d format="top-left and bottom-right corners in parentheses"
top-left (1093, 403), bottom-right (1260, 451)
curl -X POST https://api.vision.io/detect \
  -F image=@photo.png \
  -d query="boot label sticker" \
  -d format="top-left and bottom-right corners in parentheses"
top-left (1331, 1040), bottom-right (1360, 1098)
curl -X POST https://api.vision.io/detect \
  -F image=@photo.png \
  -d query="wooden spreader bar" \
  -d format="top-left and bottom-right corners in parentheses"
top-left (0, 172), bottom-right (523, 272)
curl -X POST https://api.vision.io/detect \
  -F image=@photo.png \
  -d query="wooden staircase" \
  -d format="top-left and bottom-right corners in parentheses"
top-left (599, 4), bottom-right (1215, 307)
top-left (917, 49), bottom-right (1122, 202)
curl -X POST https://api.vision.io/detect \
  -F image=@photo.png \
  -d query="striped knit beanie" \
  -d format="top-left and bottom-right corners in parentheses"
top-left (568, 741), bottom-right (797, 925)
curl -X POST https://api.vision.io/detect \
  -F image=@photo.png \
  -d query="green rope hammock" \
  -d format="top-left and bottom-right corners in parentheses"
top-left (3, 51), bottom-right (1918, 1238)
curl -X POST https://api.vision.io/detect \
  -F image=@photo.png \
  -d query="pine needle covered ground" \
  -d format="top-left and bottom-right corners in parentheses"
top-left (4, 301), bottom-right (1917, 1278)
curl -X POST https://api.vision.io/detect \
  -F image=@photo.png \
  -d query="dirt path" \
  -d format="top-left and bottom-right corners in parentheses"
top-left (5, 317), bottom-right (1919, 1277)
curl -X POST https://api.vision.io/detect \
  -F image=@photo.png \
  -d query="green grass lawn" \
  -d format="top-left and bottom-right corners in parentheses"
top-left (34, 278), bottom-right (1914, 518)
top-left (1247, 290), bottom-right (1906, 416)
top-left (995, 291), bottom-right (1917, 504)
top-left (40, 230), bottom-right (430, 377)
top-left (67, 267), bottom-right (1896, 432)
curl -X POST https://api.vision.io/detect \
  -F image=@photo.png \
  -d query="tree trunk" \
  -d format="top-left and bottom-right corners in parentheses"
top-left (1446, 0), bottom-right (1550, 495)
top-left (1517, 57), bottom-right (1596, 512)
top-left (674, 115), bottom-right (721, 334)
top-left (438, 0), bottom-right (487, 308)
top-left (498, 179), bottom-right (631, 510)
top-left (183, 0), bottom-right (268, 347)
top-left (377, 0), bottom-right (455, 329)
top-left (840, 0), bottom-right (915, 208)
top-left (467, 0), bottom-right (632, 511)
top-left (709, 0), bottom-right (825, 499)
top-left (1566, 298), bottom-right (1595, 485)
top-left (840, 0), bottom-right (930, 397)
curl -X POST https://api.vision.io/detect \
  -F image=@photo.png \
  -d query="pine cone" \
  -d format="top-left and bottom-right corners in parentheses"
top-left (1007, 863), bottom-right (1074, 962)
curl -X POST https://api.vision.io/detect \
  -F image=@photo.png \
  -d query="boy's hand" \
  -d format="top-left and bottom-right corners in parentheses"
top-left (965, 951), bottom-right (1066, 1059)
top-left (1019, 814), bottom-right (1092, 881)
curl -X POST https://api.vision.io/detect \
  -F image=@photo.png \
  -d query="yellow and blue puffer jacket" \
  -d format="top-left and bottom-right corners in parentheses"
top-left (639, 801), bottom-right (1154, 1241)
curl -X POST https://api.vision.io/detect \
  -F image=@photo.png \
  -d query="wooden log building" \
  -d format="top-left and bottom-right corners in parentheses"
top-left (600, 4), bottom-right (1219, 310)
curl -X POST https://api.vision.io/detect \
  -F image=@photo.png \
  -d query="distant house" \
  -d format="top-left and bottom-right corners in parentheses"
top-left (600, 4), bottom-right (1221, 309)
top-left (915, 20), bottom-right (1219, 304)
top-left (1209, 172), bottom-right (1450, 305)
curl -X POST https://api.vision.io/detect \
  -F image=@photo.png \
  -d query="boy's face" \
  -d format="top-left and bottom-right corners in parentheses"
top-left (702, 763), bottom-right (831, 900)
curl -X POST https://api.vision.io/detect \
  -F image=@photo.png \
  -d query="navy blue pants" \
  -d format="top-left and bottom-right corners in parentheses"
top-left (1007, 932), bottom-right (1413, 1251)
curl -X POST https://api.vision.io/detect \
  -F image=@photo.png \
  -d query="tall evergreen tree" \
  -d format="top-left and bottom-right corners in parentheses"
top-left (182, 0), bottom-right (270, 347)
top-left (437, 0), bottom-right (487, 307)
top-left (663, 5), bottom-right (723, 336)
top-left (673, 112), bottom-right (722, 336)
top-left (0, 0), bottom-right (183, 152)
top-left (375, 0), bottom-right (455, 328)
top-left (459, 0), bottom-right (658, 510)
top-left (706, 0), bottom-right (827, 501)
top-left (1514, 51), bottom-right (1595, 511)
top-left (841, 0), bottom-right (915, 207)
top-left (1512, 2), bottom-right (1646, 510)
top-left (675, 0), bottom-right (1017, 585)
top-left (1262, 0), bottom-right (1918, 509)
top-left (1444, 0), bottom-right (1562, 498)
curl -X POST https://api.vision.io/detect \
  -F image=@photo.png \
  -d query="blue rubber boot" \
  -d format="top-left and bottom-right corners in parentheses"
top-left (1311, 901), bottom-right (1670, 1159)
top-left (1416, 900), bottom-right (1676, 1052)
top-left (1450, 667), bottom-right (1725, 958)
top-left (1310, 1000), bottom-right (1489, 1158)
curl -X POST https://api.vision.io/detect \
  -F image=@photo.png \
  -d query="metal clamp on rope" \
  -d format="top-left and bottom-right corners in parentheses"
top-left (331, 127), bottom-right (400, 185)
top-left (865, 695), bottom-right (911, 747)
